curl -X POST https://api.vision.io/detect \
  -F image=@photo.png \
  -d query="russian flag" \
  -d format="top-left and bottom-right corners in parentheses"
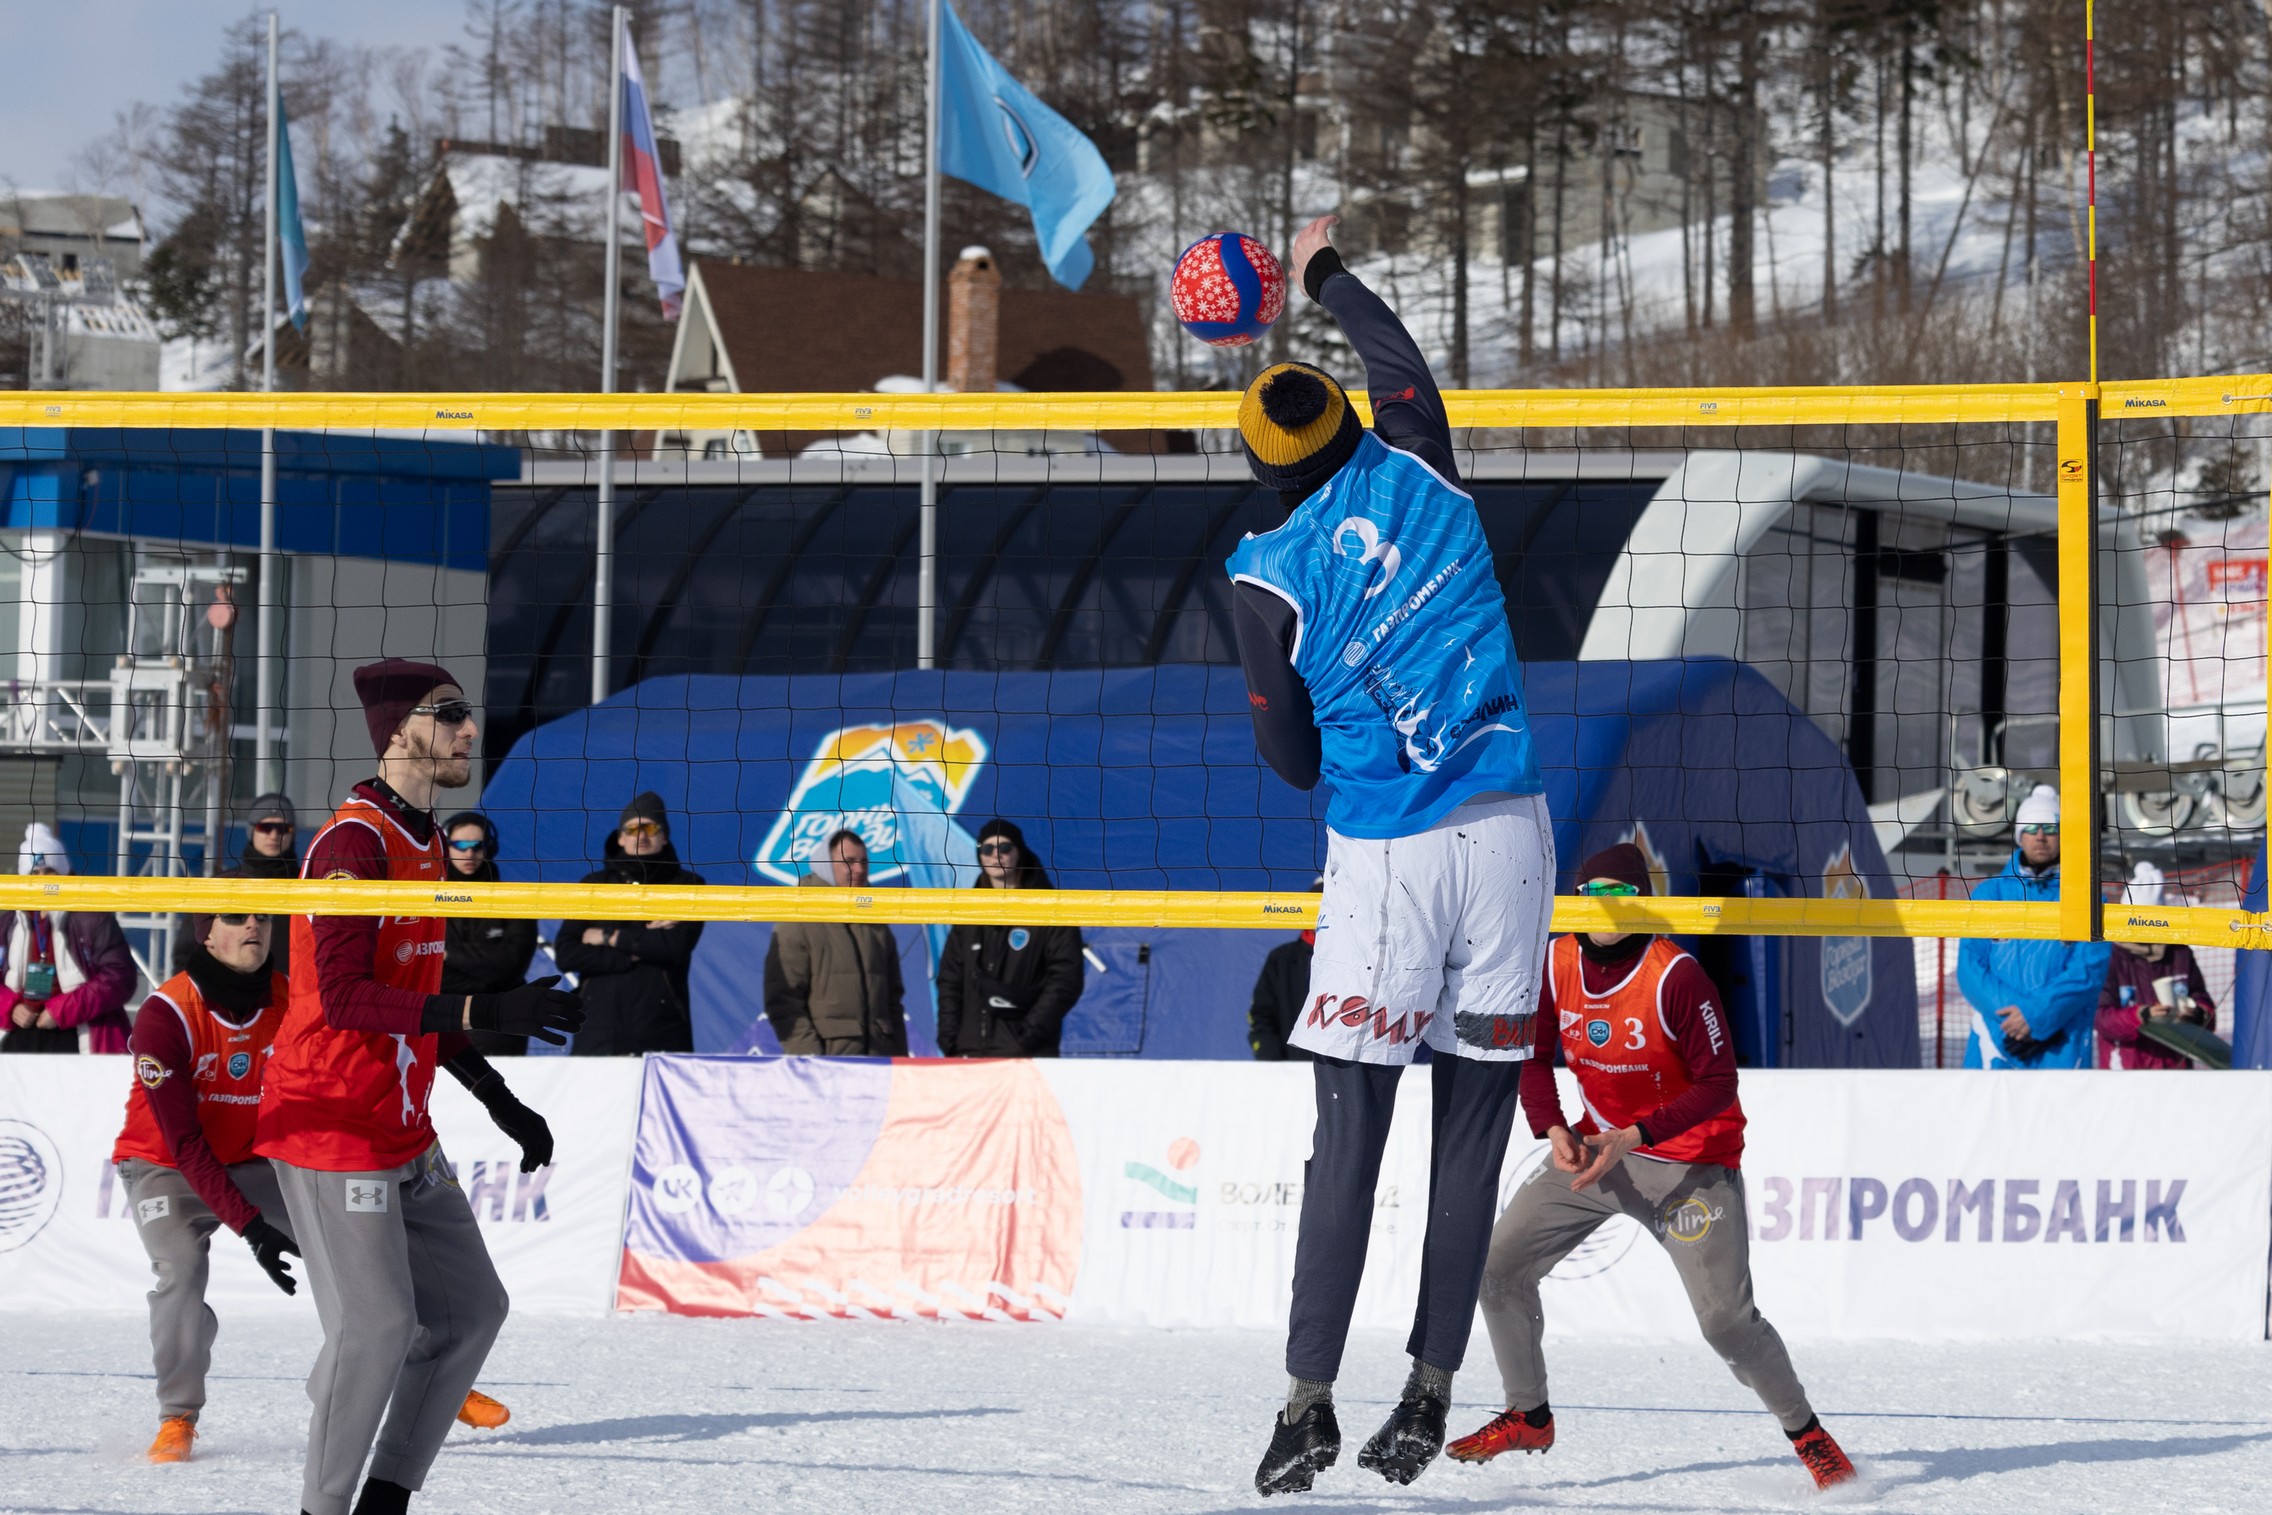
top-left (620, 40), bottom-right (684, 319)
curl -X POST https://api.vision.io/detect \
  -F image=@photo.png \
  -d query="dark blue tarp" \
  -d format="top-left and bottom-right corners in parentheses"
top-left (483, 660), bottom-right (1916, 1066)
top-left (2232, 838), bottom-right (2272, 1069)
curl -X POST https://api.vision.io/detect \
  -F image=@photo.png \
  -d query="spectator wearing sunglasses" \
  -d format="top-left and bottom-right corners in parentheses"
top-left (2, 822), bottom-right (136, 1055)
top-left (556, 792), bottom-right (707, 1055)
top-left (438, 812), bottom-right (541, 1056)
top-left (935, 819), bottom-right (1084, 1058)
top-left (229, 795), bottom-right (300, 979)
top-left (1958, 784), bottom-right (2111, 1069)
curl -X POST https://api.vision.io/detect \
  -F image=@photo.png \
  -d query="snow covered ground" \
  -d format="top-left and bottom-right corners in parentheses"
top-left (6, 1311), bottom-right (2268, 1514)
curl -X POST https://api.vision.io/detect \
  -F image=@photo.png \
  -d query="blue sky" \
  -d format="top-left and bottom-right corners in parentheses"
top-left (0, 1), bottom-right (471, 197)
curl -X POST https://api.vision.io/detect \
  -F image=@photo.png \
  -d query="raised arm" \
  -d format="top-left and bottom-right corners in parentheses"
top-left (1289, 215), bottom-right (1457, 483)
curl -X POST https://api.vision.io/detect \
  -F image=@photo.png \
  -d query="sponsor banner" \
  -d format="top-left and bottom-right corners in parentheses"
top-left (617, 1056), bottom-right (1081, 1319)
top-left (0, 1058), bottom-right (637, 1314)
top-left (619, 1059), bottom-right (2272, 1339)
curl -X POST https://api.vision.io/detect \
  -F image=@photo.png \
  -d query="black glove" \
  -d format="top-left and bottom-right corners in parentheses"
top-left (243, 1214), bottom-right (298, 1296)
top-left (470, 1074), bottom-right (556, 1173)
top-left (469, 976), bottom-right (586, 1046)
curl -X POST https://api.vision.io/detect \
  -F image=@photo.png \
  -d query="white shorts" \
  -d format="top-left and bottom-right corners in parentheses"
top-left (1291, 792), bottom-right (1555, 1066)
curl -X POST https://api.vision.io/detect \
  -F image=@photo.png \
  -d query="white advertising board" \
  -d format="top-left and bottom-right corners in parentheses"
top-left (0, 1058), bottom-right (637, 1315)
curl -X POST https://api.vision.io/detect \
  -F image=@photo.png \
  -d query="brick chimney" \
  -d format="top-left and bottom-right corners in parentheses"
top-left (946, 245), bottom-right (1000, 394)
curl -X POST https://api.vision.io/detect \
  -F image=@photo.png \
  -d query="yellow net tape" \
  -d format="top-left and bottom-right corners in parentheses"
top-left (7, 379), bottom-right (2265, 949)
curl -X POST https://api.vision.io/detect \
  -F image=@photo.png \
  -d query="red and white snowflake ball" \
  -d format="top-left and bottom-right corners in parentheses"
top-left (1170, 233), bottom-right (1286, 347)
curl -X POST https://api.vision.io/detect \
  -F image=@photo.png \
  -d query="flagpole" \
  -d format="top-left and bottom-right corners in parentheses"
top-left (594, 4), bottom-right (627, 706)
top-left (257, 10), bottom-right (280, 798)
top-left (917, 0), bottom-right (942, 671)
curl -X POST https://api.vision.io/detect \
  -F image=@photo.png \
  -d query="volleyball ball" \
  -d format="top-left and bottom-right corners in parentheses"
top-left (1171, 233), bottom-right (1286, 347)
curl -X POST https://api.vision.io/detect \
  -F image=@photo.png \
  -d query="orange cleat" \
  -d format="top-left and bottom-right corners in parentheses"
top-left (1446, 1407), bottom-right (1554, 1463)
top-left (146, 1415), bottom-right (196, 1463)
top-left (456, 1389), bottom-right (511, 1430)
top-left (1791, 1420), bottom-right (1855, 1489)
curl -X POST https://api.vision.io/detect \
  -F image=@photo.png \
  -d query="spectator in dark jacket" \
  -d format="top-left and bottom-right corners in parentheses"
top-left (1249, 878), bottom-right (1324, 1061)
top-left (556, 792), bottom-right (706, 1055)
top-left (2, 823), bottom-right (136, 1054)
top-left (440, 811), bottom-right (541, 1056)
top-left (764, 829), bottom-right (908, 1055)
top-left (936, 819), bottom-right (1083, 1057)
top-left (235, 793), bottom-right (299, 980)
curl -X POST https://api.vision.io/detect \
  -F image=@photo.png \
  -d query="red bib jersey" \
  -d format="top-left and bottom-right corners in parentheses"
top-left (254, 795), bottom-right (447, 1171)
top-left (1549, 934), bottom-right (1746, 1168)
top-left (112, 971), bottom-right (289, 1168)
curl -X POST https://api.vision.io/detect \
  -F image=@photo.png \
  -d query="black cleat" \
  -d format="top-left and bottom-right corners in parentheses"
top-left (1255, 1401), bottom-right (1341, 1497)
top-left (1357, 1389), bottom-right (1448, 1486)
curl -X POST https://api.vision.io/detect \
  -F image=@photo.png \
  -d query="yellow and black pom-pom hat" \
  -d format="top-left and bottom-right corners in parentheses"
top-left (1239, 362), bottom-right (1364, 500)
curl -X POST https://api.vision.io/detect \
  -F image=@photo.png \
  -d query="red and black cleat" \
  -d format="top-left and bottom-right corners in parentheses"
top-left (1446, 1406), bottom-right (1555, 1463)
top-left (1790, 1419), bottom-right (1856, 1489)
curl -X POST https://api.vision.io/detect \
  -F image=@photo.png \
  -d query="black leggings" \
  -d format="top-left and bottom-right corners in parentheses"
top-left (1284, 1051), bottom-right (1525, 1382)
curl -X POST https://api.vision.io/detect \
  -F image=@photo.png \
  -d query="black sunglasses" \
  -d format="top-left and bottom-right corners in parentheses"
top-left (978, 841), bottom-right (1018, 857)
top-left (252, 820), bottom-right (293, 836)
top-left (410, 700), bottom-right (474, 727)
top-left (211, 913), bottom-right (272, 926)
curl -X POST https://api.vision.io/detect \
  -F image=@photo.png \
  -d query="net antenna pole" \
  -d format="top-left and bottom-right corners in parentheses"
top-left (917, 0), bottom-right (942, 671)
top-left (2085, 0), bottom-right (2098, 386)
top-left (594, 4), bottom-right (628, 705)
top-left (257, 10), bottom-right (279, 796)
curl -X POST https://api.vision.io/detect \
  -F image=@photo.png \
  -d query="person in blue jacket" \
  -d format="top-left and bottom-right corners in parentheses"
top-left (1958, 784), bottom-right (2110, 1068)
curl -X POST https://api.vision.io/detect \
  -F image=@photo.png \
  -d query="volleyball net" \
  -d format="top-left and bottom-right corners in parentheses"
top-left (0, 380), bottom-right (2264, 984)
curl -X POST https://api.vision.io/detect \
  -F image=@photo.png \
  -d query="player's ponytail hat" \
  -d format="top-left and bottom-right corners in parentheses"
top-left (353, 658), bottom-right (462, 757)
top-left (1239, 362), bottom-right (1361, 500)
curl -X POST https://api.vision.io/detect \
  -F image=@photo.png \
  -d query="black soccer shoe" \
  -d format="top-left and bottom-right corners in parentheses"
top-left (1357, 1388), bottom-right (1448, 1486)
top-left (1255, 1401), bottom-right (1341, 1497)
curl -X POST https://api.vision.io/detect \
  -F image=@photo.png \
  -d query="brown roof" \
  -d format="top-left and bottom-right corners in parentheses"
top-left (690, 259), bottom-right (1155, 392)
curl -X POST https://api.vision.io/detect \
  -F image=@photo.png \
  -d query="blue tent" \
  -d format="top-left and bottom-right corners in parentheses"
top-left (482, 660), bottom-right (1916, 1065)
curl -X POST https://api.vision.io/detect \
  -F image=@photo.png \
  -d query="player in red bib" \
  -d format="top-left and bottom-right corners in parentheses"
top-left (113, 893), bottom-right (529, 1467)
top-left (1446, 844), bottom-right (1856, 1491)
top-left (256, 660), bottom-right (582, 1515)
top-left (112, 901), bottom-right (299, 1464)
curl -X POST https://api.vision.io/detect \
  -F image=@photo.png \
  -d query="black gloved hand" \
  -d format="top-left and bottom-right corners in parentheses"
top-left (244, 1214), bottom-right (298, 1296)
top-left (473, 1078), bottom-right (556, 1173)
top-left (469, 975), bottom-right (585, 1046)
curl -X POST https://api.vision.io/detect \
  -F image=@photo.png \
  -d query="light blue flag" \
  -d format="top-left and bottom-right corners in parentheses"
top-left (937, 1), bottom-right (1115, 289)
top-left (277, 99), bottom-right (311, 329)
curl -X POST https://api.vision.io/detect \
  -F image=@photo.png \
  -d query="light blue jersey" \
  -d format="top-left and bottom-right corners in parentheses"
top-left (1227, 432), bottom-right (1541, 838)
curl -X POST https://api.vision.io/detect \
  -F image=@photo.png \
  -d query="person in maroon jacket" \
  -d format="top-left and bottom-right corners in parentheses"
top-left (2, 823), bottom-right (137, 1054)
top-left (2099, 865), bottom-right (2217, 1069)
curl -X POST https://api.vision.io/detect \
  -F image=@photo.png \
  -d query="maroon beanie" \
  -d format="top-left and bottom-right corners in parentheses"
top-left (353, 659), bottom-right (460, 757)
top-left (1576, 842), bottom-right (1653, 896)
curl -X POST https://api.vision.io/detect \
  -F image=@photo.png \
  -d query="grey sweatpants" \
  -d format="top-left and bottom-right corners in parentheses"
top-left (1478, 1153), bottom-right (1815, 1433)
top-left (273, 1144), bottom-right (509, 1515)
top-left (118, 1157), bottom-right (293, 1421)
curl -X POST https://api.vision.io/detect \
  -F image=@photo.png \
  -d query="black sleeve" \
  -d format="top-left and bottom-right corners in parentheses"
top-left (934, 927), bottom-right (967, 1055)
top-left (1306, 247), bottom-right (1458, 484)
top-left (1023, 927), bottom-right (1087, 1039)
top-left (553, 922), bottom-right (635, 977)
top-left (1248, 943), bottom-right (1294, 1060)
top-left (1232, 582), bottom-right (1322, 791)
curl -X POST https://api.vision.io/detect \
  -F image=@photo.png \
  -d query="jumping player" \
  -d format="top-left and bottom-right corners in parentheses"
top-left (1233, 216), bottom-right (1555, 1494)
top-left (113, 899), bottom-right (533, 1463)
top-left (256, 660), bottom-right (582, 1515)
top-left (1446, 844), bottom-right (1855, 1490)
